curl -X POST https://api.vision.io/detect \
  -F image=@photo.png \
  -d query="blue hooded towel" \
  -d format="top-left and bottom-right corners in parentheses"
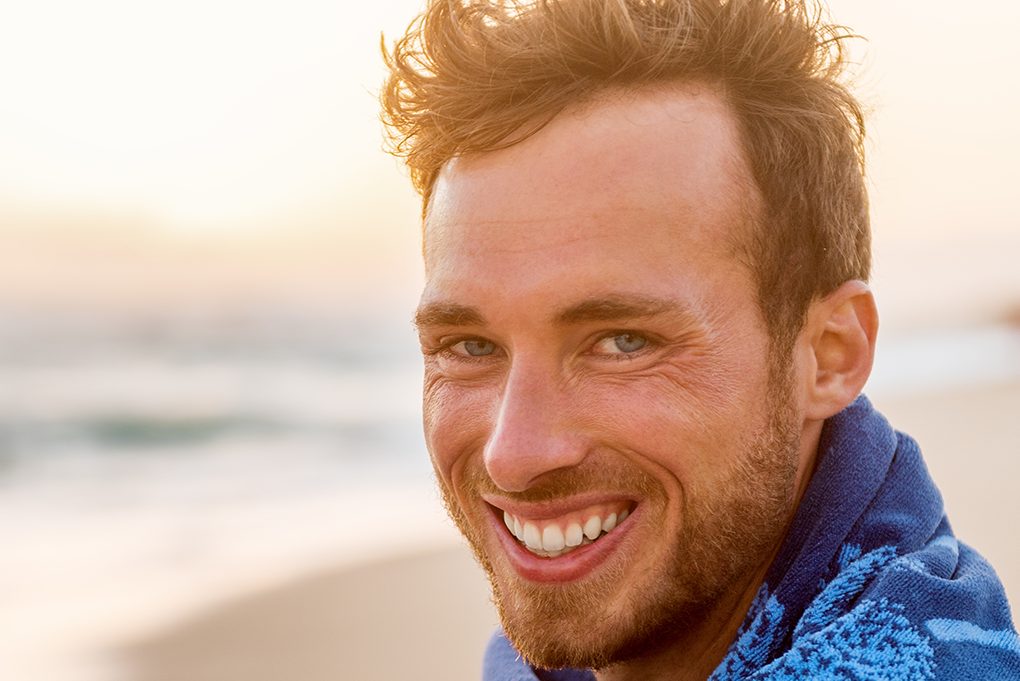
top-left (483, 396), bottom-right (1020, 680)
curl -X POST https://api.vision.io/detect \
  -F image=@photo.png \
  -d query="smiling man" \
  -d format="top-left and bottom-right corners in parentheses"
top-left (381, 1), bottom-right (1019, 679)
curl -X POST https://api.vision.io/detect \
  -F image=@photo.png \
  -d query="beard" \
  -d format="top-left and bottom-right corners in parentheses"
top-left (433, 381), bottom-right (802, 672)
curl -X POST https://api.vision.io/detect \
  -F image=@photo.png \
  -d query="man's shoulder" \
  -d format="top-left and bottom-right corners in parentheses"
top-left (860, 535), bottom-right (1019, 679)
top-left (757, 535), bottom-right (1020, 680)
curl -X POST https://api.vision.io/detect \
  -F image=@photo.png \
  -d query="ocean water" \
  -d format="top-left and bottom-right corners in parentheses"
top-left (0, 306), bottom-right (443, 680)
top-left (0, 306), bottom-right (428, 490)
top-left (0, 304), bottom-right (1017, 680)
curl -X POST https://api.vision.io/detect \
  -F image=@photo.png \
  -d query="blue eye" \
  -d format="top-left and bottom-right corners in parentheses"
top-left (453, 339), bottom-right (497, 357)
top-left (595, 333), bottom-right (648, 355)
top-left (612, 334), bottom-right (647, 353)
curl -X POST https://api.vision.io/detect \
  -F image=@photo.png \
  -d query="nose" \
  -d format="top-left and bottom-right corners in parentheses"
top-left (482, 359), bottom-right (587, 493)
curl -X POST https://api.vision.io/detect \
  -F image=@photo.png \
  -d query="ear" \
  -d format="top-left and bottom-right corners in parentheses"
top-left (800, 280), bottom-right (879, 421)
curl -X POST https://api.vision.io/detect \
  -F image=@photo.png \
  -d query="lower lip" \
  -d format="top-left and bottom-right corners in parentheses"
top-left (488, 507), bottom-right (637, 583)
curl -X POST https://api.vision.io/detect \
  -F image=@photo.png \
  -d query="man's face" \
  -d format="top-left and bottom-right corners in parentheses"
top-left (416, 86), bottom-right (807, 669)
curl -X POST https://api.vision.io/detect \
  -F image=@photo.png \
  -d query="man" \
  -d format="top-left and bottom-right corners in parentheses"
top-left (381, 1), bottom-right (1020, 678)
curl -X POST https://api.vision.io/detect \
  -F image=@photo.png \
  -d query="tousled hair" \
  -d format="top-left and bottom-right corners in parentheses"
top-left (380, 0), bottom-right (870, 350)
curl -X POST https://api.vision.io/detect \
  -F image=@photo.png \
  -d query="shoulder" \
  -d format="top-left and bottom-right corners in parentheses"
top-left (763, 538), bottom-right (1020, 680)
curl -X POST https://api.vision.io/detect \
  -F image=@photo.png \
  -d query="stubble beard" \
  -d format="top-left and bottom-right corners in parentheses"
top-left (434, 386), bottom-right (802, 672)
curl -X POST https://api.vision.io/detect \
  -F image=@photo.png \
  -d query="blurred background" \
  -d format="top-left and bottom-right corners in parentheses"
top-left (1, 1), bottom-right (1017, 680)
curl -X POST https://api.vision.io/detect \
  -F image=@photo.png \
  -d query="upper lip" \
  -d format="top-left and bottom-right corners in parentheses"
top-left (481, 491), bottom-right (635, 520)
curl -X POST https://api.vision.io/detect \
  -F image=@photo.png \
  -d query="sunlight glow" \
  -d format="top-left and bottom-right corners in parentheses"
top-left (0, 0), bottom-right (1017, 239)
top-left (0, 0), bottom-right (422, 231)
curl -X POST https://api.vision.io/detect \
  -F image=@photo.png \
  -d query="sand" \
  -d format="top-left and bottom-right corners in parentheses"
top-left (117, 544), bottom-right (497, 681)
top-left (116, 381), bottom-right (1020, 681)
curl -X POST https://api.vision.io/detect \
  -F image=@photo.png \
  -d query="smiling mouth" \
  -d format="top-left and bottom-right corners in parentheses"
top-left (499, 503), bottom-right (634, 558)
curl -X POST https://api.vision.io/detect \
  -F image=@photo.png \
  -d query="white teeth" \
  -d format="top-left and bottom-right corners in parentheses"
top-left (565, 522), bottom-right (584, 547)
top-left (542, 524), bottom-right (565, 551)
top-left (502, 507), bottom-right (632, 556)
top-left (523, 522), bottom-right (542, 550)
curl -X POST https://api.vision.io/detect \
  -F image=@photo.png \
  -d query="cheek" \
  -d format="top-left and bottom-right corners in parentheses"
top-left (422, 372), bottom-right (498, 480)
top-left (594, 356), bottom-right (744, 421)
top-left (574, 355), bottom-right (769, 473)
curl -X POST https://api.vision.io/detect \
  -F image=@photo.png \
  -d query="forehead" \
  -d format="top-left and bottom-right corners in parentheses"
top-left (422, 85), bottom-right (758, 305)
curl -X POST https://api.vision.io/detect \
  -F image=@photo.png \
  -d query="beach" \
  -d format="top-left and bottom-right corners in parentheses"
top-left (112, 378), bottom-right (1020, 681)
top-left (118, 542), bottom-right (496, 681)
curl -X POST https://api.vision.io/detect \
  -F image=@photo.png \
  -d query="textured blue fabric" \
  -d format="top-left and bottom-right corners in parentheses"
top-left (482, 396), bottom-right (1020, 679)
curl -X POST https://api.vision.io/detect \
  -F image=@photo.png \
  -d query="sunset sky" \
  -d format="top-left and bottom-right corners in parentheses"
top-left (2, 0), bottom-right (1018, 317)
top-left (0, 1), bottom-right (421, 229)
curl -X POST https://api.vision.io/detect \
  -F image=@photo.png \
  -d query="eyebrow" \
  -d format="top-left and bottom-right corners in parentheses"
top-left (414, 302), bottom-right (486, 329)
top-left (415, 294), bottom-right (692, 330)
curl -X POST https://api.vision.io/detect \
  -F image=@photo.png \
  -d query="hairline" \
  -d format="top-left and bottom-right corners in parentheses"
top-left (420, 79), bottom-right (783, 350)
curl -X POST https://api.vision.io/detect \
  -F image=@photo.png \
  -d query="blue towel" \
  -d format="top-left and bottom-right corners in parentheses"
top-left (483, 396), bottom-right (1020, 679)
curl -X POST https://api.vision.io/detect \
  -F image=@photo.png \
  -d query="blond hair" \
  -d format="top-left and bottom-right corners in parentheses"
top-left (381, 0), bottom-right (870, 348)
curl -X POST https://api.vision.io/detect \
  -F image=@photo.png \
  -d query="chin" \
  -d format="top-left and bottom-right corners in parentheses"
top-left (492, 566), bottom-right (718, 671)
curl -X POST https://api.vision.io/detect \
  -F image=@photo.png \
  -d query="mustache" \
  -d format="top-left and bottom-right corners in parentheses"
top-left (456, 454), bottom-right (665, 504)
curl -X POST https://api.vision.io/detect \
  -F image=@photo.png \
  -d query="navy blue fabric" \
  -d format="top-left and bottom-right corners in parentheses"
top-left (482, 396), bottom-right (1020, 679)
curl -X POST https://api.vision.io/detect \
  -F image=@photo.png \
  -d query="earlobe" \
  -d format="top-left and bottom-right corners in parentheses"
top-left (802, 280), bottom-right (879, 421)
